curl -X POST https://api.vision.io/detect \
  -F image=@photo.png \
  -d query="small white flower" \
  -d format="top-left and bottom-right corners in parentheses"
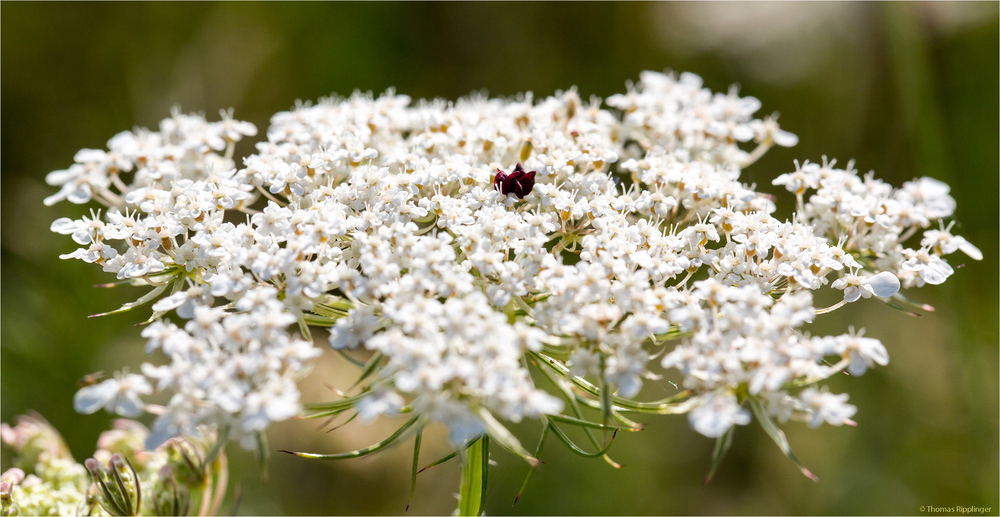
top-left (772, 160), bottom-right (819, 195)
top-left (799, 388), bottom-right (857, 428)
top-left (901, 249), bottom-right (954, 286)
top-left (688, 392), bottom-right (751, 438)
top-left (328, 306), bottom-right (379, 350)
top-left (921, 224), bottom-right (983, 261)
top-left (73, 373), bottom-right (152, 418)
top-left (838, 331), bottom-right (889, 376)
top-left (356, 388), bottom-right (405, 424)
top-left (832, 270), bottom-right (900, 303)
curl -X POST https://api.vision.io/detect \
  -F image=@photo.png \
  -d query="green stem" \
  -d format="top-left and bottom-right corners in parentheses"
top-left (457, 435), bottom-right (489, 516)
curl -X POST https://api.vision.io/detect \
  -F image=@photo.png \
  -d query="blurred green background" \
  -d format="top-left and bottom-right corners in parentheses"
top-left (2, 2), bottom-right (997, 515)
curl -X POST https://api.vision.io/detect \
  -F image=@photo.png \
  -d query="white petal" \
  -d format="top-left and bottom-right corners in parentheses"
top-left (73, 381), bottom-right (116, 414)
top-left (862, 339), bottom-right (890, 367)
top-left (144, 417), bottom-right (179, 450)
top-left (45, 168), bottom-right (77, 186)
top-left (772, 129), bottom-right (799, 147)
top-left (50, 217), bottom-right (78, 234)
top-left (71, 229), bottom-right (93, 245)
top-left (688, 394), bottom-right (750, 438)
top-left (847, 353), bottom-right (869, 376)
top-left (689, 407), bottom-right (731, 438)
top-left (921, 262), bottom-right (953, 285)
top-left (66, 184), bottom-right (93, 204)
top-left (175, 299), bottom-right (198, 319)
top-left (42, 191), bottom-right (66, 206)
top-left (742, 96), bottom-right (762, 114)
top-left (124, 373), bottom-right (153, 395)
top-left (732, 125), bottom-right (755, 142)
top-left (447, 417), bottom-right (485, 445)
top-left (152, 292), bottom-right (187, 313)
top-left (113, 394), bottom-right (146, 418)
top-left (616, 375), bottom-right (643, 399)
top-left (866, 272), bottom-right (900, 298)
top-left (74, 149), bottom-right (107, 163)
top-left (959, 240), bottom-right (983, 261)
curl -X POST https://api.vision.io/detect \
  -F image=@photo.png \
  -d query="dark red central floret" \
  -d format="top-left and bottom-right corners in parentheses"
top-left (493, 163), bottom-right (537, 199)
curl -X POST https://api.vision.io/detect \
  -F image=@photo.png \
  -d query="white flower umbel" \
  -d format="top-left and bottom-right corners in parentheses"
top-left (47, 73), bottom-right (978, 484)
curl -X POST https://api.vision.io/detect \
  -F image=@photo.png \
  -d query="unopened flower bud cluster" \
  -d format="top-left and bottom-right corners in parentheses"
top-left (49, 71), bottom-right (977, 451)
top-left (1, 415), bottom-right (213, 516)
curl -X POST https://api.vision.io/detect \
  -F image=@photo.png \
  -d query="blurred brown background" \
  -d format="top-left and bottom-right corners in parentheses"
top-left (2, 2), bottom-right (997, 514)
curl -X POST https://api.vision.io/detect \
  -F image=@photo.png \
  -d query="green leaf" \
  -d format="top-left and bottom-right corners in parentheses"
top-left (596, 407), bottom-right (644, 429)
top-left (417, 450), bottom-right (458, 474)
top-left (704, 426), bottom-right (735, 485)
top-left (503, 297), bottom-right (518, 324)
top-left (529, 350), bottom-right (694, 414)
top-left (598, 357), bottom-right (612, 428)
top-left (278, 417), bottom-right (419, 460)
top-left (88, 284), bottom-right (167, 318)
top-left (539, 343), bottom-right (571, 360)
top-left (350, 352), bottom-right (385, 390)
top-left (747, 398), bottom-right (818, 482)
top-left (121, 454), bottom-right (141, 516)
top-left (202, 427), bottom-right (230, 466)
top-left (546, 413), bottom-right (641, 432)
top-left (528, 355), bottom-right (622, 468)
top-left (478, 408), bottom-right (539, 467)
top-left (302, 313), bottom-right (341, 327)
top-left (320, 411), bottom-right (358, 433)
top-left (458, 435), bottom-right (489, 516)
top-left (514, 423), bottom-right (550, 505)
top-left (110, 463), bottom-right (133, 516)
top-left (335, 349), bottom-right (367, 368)
top-left (297, 316), bottom-right (312, 341)
top-left (512, 295), bottom-right (534, 318)
top-left (406, 426), bottom-right (423, 512)
top-left (547, 421), bottom-right (619, 459)
top-left (303, 389), bottom-right (373, 413)
top-left (882, 291), bottom-right (935, 317)
top-left (479, 437), bottom-right (489, 514)
top-left (314, 294), bottom-right (356, 311)
top-left (255, 432), bottom-right (270, 483)
top-left (97, 479), bottom-right (129, 516)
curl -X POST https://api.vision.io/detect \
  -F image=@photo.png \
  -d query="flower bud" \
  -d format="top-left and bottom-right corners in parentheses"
top-left (151, 466), bottom-right (191, 516)
top-left (85, 483), bottom-right (100, 516)
top-left (85, 454), bottom-right (142, 516)
top-left (519, 139), bottom-right (534, 163)
top-left (163, 438), bottom-right (208, 488)
top-left (97, 420), bottom-right (151, 469)
top-left (0, 480), bottom-right (20, 517)
top-left (0, 470), bottom-right (23, 487)
top-left (0, 414), bottom-right (72, 474)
